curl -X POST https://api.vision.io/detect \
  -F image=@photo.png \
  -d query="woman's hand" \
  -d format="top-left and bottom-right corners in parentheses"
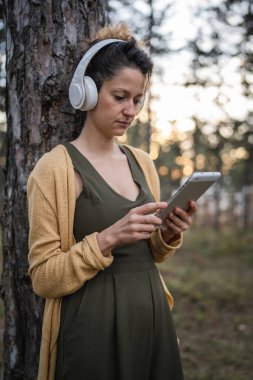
top-left (97, 202), bottom-right (168, 256)
top-left (161, 200), bottom-right (197, 244)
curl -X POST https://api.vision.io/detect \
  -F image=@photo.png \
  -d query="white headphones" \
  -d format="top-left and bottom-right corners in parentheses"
top-left (69, 39), bottom-right (124, 111)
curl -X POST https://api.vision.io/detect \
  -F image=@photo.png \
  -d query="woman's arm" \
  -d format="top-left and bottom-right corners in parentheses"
top-left (150, 229), bottom-right (183, 263)
top-left (28, 179), bottom-right (113, 299)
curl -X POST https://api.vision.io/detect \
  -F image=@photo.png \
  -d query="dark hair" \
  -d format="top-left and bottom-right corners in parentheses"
top-left (85, 38), bottom-right (153, 92)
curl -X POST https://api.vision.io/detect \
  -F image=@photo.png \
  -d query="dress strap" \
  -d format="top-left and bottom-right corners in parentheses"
top-left (63, 142), bottom-right (101, 204)
top-left (119, 145), bottom-right (154, 201)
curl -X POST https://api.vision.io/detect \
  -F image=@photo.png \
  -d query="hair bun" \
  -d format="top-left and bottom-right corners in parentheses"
top-left (94, 23), bottom-right (134, 42)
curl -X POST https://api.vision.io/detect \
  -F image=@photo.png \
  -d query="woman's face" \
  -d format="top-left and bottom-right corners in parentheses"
top-left (88, 67), bottom-right (148, 138)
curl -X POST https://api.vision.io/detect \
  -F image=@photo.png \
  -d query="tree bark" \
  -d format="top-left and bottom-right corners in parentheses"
top-left (0, 1), bottom-right (108, 379)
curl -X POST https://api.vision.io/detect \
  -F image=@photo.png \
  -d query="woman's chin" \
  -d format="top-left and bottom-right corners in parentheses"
top-left (113, 127), bottom-right (128, 136)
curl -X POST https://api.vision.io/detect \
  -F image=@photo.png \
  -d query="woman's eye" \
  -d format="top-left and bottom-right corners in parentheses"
top-left (114, 95), bottom-right (125, 102)
top-left (114, 95), bottom-right (144, 106)
top-left (134, 98), bottom-right (144, 105)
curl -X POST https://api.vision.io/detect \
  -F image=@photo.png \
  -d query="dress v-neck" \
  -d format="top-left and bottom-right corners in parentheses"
top-left (65, 142), bottom-right (142, 203)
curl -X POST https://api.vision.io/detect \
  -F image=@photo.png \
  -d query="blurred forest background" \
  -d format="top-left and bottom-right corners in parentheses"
top-left (0, 0), bottom-right (252, 379)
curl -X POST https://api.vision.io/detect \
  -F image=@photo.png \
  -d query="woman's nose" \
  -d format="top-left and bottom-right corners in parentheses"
top-left (123, 100), bottom-right (136, 117)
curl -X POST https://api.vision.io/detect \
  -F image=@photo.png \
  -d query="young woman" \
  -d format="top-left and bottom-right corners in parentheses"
top-left (27, 24), bottom-right (197, 380)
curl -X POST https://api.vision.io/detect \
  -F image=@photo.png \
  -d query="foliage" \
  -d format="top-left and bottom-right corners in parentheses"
top-left (183, 0), bottom-right (253, 187)
top-left (158, 226), bottom-right (253, 380)
top-left (181, 0), bottom-right (253, 229)
top-left (109, 0), bottom-right (173, 55)
top-left (178, 225), bottom-right (253, 259)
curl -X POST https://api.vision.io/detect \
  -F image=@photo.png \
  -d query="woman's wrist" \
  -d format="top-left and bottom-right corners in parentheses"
top-left (160, 229), bottom-right (182, 245)
top-left (97, 227), bottom-right (117, 257)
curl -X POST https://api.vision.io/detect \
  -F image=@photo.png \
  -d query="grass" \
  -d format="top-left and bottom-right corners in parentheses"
top-left (158, 226), bottom-right (253, 380)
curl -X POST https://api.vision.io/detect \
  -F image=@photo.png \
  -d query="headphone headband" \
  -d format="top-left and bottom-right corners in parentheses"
top-left (69, 39), bottom-right (124, 111)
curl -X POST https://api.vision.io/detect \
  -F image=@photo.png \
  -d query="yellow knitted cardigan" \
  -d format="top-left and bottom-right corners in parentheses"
top-left (27, 144), bottom-right (182, 380)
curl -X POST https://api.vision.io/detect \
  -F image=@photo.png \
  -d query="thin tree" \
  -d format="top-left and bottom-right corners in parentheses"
top-left (1, 1), bottom-right (108, 379)
top-left (184, 0), bottom-right (253, 229)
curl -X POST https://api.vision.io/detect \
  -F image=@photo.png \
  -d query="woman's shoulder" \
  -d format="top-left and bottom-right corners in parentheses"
top-left (28, 144), bottom-right (71, 189)
top-left (30, 144), bottom-right (67, 175)
top-left (27, 144), bottom-right (76, 204)
top-left (35, 144), bottom-right (67, 164)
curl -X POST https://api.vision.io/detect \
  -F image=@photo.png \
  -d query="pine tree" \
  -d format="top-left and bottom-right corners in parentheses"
top-left (1, 1), bottom-right (108, 378)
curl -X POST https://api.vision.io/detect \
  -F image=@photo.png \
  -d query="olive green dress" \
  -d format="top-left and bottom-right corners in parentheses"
top-left (55, 143), bottom-right (184, 380)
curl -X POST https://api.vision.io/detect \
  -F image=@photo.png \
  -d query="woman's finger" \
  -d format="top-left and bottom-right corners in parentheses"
top-left (167, 213), bottom-right (189, 231)
top-left (143, 213), bottom-right (163, 226)
top-left (131, 202), bottom-right (167, 216)
top-left (164, 220), bottom-right (184, 234)
top-left (173, 208), bottom-right (192, 225)
top-left (187, 200), bottom-right (198, 216)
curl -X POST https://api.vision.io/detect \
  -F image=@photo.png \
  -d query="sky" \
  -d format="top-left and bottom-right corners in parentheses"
top-left (150, 0), bottom-right (250, 136)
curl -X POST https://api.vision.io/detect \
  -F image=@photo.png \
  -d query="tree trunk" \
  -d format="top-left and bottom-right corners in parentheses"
top-left (0, 1), bottom-right (108, 379)
top-left (212, 150), bottom-right (222, 230)
top-left (242, 146), bottom-right (253, 230)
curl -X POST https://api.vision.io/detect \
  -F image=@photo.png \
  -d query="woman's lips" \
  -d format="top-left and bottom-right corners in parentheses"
top-left (117, 120), bottom-right (131, 126)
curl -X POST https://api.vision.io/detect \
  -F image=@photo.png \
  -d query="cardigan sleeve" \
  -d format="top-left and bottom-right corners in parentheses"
top-left (150, 229), bottom-right (183, 263)
top-left (27, 176), bottom-right (114, 299)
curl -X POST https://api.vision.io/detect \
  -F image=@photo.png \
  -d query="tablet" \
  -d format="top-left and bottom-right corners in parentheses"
top-left (156, 172), bottom-right (221, 227)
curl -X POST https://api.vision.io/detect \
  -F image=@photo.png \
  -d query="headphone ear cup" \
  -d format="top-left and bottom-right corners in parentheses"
top-left (79, 76), bottom-right (98, 111)
top-left (69, 82), bottom-right (85, 109)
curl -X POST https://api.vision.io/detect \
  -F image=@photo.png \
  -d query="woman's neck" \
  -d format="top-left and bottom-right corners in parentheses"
top-left (72, 125), bottom-right (121, 159)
